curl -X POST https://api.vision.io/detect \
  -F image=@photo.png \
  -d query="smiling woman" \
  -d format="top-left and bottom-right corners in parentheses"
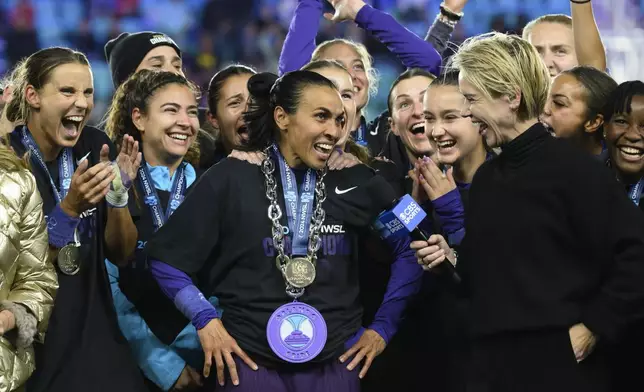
top-left (5, 47), bottom-right (145, 392)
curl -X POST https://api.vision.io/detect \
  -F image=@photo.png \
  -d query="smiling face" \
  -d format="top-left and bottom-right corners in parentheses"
top-left (133, 83), bottom-right (199, 165)
top-left (26, 62), bottom-right (94, 150)
top-left (208, 73), bottom-right (253, 152)
top-left (389, 75), bottom-right (435, 158)
top-left (276, 85), bottom-right (345, 170)
top-left (542, 73), bottom-right (588, 139)
top-left (459, 75), bottom-right (515, 149)
top-left (526, 22), bottom-right (578, 78)
top-left (136, 45), bottom-right (184, 76)
top-left (605, 95), bottom-right (644, 182)
top-left (312, 66), bottom-right (356, 148)
top-left (424, 84), bottom-right (482, 166)
top-left (316, 43), bottom-right (369, 112)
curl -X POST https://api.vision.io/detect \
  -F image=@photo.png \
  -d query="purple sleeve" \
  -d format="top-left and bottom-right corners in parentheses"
top-left (368, 236), bottom-right (423, 344)
top-left (47, 204), bottom-right (81, 248)
top-left (278, 0), bottom-right (322, 75)
top-left (432, 189), bottom-right (466, 246)
top-left (150, 259), bottom-right (219, 330)
top-left (355, 4), bottom-right (441, 74)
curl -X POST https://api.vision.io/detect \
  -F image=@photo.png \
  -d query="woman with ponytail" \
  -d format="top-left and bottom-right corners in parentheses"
top-left (6, 47), bottom-right (145, 392)
top-left (146, 70), bottom-right (417, 391)
top-left (104, 69), bottom-right (220, 392)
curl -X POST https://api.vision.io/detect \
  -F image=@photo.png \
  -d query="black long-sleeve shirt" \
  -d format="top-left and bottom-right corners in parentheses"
top-left (460, 123), bottom-right (644, 342)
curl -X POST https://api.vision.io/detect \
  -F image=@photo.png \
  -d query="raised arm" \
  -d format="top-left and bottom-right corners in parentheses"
top-left (571, 0), bottom-right (607, 71)
top-left (325, 0), bottom-right (441, 74)
top-left (278, 0), bottom-right (324, 75)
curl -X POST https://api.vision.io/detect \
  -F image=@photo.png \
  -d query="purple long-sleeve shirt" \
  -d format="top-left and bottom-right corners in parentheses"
top-left (419, 188), bottom-right (466, 246)
top-left (278, 0), bottom-right (441, 76)
top-left (151, 234), bottom-right (421, 344)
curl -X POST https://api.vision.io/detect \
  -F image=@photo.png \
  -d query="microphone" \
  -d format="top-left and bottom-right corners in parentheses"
top-left (372, 194), bottom-right (461, 284)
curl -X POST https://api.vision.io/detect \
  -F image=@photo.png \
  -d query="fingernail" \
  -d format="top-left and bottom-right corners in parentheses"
top-left (423, 156), bottom-right (430, 162)
top-left (347, 365), bottom-right (353, 371)
top-left (253, 365), bottom-right (258, 371)
top-left (339, 357), bottom-right (345, 363)
top-left (234, 380), bottom-right (239, 386)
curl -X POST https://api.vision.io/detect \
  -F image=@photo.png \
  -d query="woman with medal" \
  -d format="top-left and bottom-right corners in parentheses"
top-left (0, 141), bottom-right (57, 391)
top-left (4, 47), bottom-right (146, 392)
top-left (412, 33), bottom-right (644, 391)
top-left (104, 69), bottom-right (213, 392)
top-left (146, 70), bottom-right (411, 391)
top-left (600, 80), bottom-right (644, 392)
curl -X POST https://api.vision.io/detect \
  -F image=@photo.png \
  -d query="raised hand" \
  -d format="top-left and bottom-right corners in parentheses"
top-left (60, 155), bottom-right (116, 217)
top-left (416, 157), bottom-right (457, 201)
top-left (444, 0), bottom-right (468, 13)
top-left (323, 0), bottom-right (367, 23)
top-left (113, 135), bottom-right (142, 186)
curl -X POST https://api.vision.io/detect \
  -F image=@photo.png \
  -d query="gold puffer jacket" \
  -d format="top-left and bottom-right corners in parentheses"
top-left (0, 161), bottom-right (58, 392)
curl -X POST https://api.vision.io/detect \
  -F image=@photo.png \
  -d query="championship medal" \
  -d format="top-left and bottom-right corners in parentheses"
top-left (58, 244), bottom-right (81, 275)
top-left (283, 257), bottom-right (316, 288)
top-left (266, 302), bottom-right (327, 363)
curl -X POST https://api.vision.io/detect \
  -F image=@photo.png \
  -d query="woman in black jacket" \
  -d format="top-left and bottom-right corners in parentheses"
top-left (412, 33), bottom-right (644, 392)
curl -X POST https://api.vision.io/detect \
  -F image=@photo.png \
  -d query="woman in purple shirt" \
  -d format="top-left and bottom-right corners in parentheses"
top-left (279, 0), bottom-right (467, 158)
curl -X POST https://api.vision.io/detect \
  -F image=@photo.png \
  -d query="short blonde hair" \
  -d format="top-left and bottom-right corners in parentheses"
top-left (450, 32), bottom-right (550, 122)
top-left (312, 39), bottom-right (379, 98)
top-left (522, 14), bottom-right (572, 41)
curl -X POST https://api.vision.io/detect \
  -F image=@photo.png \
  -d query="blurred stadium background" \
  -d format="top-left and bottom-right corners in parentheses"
top-left (1, 0), bottom-right (643, 123)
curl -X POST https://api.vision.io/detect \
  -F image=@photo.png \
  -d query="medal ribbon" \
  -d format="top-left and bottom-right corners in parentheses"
top-left (21, 126), bottom-right (74, 204)
top-left (355, 123), bottom-right (367, 146)
top-left (272, 145), bottom-right (316, 256)
top-left (138, 160), bottom-right (187, 232)
top-left (629, 178), bottom-right (644, 206)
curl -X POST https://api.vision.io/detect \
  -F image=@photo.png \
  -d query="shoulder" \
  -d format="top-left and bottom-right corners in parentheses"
top-left (326, 163), bottom-right (376, 184)
top-left (1, 168), bottom-right (41, 212)
top-left (201, 157), bottom-right (262, 187)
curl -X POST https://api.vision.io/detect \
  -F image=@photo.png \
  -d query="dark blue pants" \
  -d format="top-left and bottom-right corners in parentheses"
top-left (214, 356), bottom-right (360, 392)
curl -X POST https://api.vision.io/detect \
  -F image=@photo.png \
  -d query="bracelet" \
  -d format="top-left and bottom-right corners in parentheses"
top-left (439, 2), bottom-right (463, 21)
top-left (436, 13), bottom-right (458, 28)
top-left (570, 0), bottom-right (591, 3)
top-left (105, 189), bottom-right (129, 208)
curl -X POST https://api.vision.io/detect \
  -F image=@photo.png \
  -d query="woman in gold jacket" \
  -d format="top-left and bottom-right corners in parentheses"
top-left (0, 142), bottom-right (57, 392)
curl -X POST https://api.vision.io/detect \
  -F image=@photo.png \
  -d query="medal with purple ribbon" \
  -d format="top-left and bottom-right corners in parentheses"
top-left (266, 302), bottom-right (327, 363)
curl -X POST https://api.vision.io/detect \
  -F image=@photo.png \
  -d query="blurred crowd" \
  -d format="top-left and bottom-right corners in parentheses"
top-left (1, 0), bottom-right (643, 121)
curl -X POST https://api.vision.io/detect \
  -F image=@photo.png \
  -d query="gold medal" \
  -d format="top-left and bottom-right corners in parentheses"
top-left (58, 244), bottom-right (81, 276)
top-left (283, 257), bottom-right (316, 288)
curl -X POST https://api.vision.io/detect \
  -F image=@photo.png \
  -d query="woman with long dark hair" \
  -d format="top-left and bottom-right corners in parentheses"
top-left (145, 70), bottom-right (416, 391)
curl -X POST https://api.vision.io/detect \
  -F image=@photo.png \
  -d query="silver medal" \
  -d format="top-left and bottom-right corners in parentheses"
top-left (57, 244), bottom-right (80, 275)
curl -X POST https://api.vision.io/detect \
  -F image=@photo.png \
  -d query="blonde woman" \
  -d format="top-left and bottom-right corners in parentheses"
top-left (0, 142), bottom-right (57, 392)
top-left (412, 32), bottom-right (644, 391)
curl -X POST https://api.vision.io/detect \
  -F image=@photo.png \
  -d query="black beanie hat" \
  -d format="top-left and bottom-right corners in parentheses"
top-left (104, 31), bottom-right (182, 87)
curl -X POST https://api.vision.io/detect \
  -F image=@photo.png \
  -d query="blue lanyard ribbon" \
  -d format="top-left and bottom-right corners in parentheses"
top-left (629, 179), bottom-right (644, 206)
top-left (272, 145), bottom-right (316, 256)
top-left (21, 127), bottom-right (73, 204)
top-left (355, 123), bottom-right (368, 146)
top-left (138, 161), bottom-right (187, 231)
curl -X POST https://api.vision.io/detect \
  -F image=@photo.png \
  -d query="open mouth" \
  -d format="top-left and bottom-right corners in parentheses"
top-left (410, 123), bottom-right (425, 136)
top-left (471, 119), bottom-right (488, 136)
top-left (437, 139), bottom-right (456, 151)
top-left (61, 115), bottom-right (84, 137)
top-left (617, 145), bottom-right (644, 161)
top-left (237, 125), bottom-right (249, 140)
top-left (314, 142), bottom-right (333, 155)
top-left (167, 132), bottom-right (191, 146)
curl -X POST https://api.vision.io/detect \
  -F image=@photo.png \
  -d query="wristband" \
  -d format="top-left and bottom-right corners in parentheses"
top-left (105, 189), bottom-right (129, 208)
top-left (174, 285), bottom-right (219, 322)
top-left (47, 204), bottom-right (81, 248)
top-left (439, 2), bottom-right (464, 21)
top-left (436, 13), bottom-right (458, 28)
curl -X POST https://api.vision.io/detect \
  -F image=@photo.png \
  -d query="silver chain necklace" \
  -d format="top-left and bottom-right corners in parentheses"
top-left (261, 146), bottom-right (327, 298)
